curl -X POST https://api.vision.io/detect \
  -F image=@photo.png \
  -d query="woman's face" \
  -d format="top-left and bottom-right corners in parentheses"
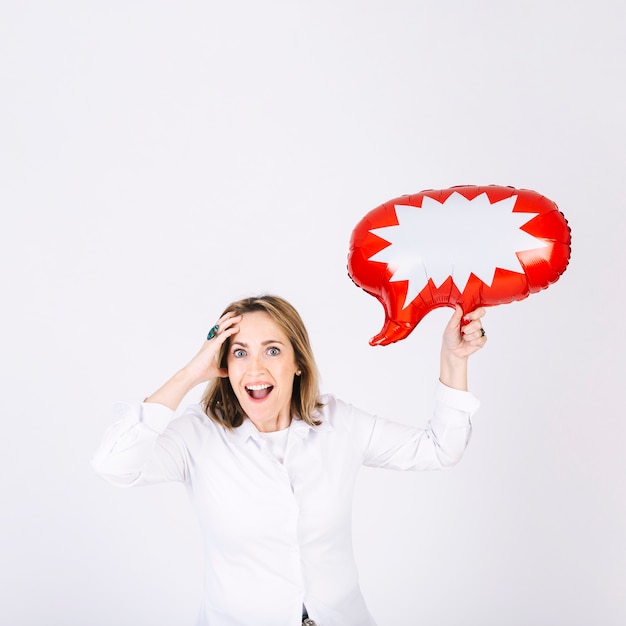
top-left (226, 311), bottom-right (299, 432)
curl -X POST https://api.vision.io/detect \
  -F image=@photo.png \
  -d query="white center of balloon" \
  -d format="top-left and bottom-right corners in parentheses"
top-left (368, 191), bottom-right (549, 310)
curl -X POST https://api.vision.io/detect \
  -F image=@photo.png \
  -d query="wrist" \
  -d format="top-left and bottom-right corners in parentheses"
top-left (439, 349), bottom-right (469, 391)
top-left (172, 365), bottom-right (205, 392)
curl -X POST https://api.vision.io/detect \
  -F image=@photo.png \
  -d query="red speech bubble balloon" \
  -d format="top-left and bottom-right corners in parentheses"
top-left (347, 185), bottom-right (571, 346)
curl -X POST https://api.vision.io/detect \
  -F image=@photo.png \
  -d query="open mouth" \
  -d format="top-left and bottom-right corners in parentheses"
top-left (246, 383), bottom-right (273, 400)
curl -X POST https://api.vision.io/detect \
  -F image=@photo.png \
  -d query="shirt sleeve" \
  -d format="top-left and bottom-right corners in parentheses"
top-left (91, 401), bottom-right (190, 487)
top-left (361, 381), bottom-right (480, 470)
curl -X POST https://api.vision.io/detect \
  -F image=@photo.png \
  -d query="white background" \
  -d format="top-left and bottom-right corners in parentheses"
top-left (1, 1), bottom-right (625, 624)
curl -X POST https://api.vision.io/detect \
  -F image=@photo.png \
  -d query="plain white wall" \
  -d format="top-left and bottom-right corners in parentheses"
top-left (1, 1), bottom-right (624, 624)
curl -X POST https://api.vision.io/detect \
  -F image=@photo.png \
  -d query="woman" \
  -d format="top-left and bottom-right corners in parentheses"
top-left (92, 294), bottom-right (487, 626)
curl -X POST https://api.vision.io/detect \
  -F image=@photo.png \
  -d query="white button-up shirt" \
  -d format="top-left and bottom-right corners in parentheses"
top-left (92, 382), bottom-right (479, 626)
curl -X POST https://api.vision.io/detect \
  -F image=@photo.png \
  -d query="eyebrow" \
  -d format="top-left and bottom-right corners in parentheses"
top-left (231, 340), bottom-right (285, 348)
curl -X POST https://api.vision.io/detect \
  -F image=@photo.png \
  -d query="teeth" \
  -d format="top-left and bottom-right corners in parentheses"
top-left (246, 384), bottom-right (271, 391)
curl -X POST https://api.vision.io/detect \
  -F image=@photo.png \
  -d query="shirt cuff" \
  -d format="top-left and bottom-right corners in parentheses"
top-left (139, 401), bottom-right (175, 433)
top-left (435, 380), bottom-right (481, 415)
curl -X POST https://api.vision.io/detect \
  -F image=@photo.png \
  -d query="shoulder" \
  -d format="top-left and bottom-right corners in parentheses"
top-left (167, 403), bottom-right (223, 438)
top-left (314, 394), bottom-right (377, 431)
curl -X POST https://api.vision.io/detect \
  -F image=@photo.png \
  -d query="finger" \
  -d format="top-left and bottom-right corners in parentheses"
top-left (210, 317), bottom-right (241, 361)
top-left (464, 327), bottom-right (486, 341)
top-left (461, 308), bottom-right (486, 334)
top-left (462, 307), bottom-right (486, 323)
top-left (217, 322), bottom-right (240, 344)
top-left (462, 326), bottom-right (488, 346)
top-left (218, 314), bottom-right (242, 342)
top-left (462, 319), bottom-right (483, 335)
top-left (206, 313), bottom-right (242, 342)
top-left (217, 310), bottom-right (241, 326)
top-left (446, 304), bottom-right (464, 332)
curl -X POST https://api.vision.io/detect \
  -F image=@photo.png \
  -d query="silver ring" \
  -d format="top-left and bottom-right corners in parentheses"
top-left (480, 327), bottom-right (486, 337)
top-left (207, 324), bottom-right (219, 340)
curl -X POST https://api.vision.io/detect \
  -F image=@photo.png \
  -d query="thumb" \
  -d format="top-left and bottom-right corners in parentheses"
top-left (446, 304), bottom-right (465, 333)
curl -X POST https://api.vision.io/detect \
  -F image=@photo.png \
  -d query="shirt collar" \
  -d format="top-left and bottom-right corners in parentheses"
top-left (225, 413), bottom-right (333, 444)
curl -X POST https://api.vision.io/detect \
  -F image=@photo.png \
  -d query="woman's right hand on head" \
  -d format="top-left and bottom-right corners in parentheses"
top-left (143, 312), bottom-right (241, 410)
top-left (182, 312), bottom-right (242, 385)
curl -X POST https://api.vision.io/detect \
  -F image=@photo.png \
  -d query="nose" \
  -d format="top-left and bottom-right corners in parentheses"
top-left (247, 350), bottom-right (265, 374)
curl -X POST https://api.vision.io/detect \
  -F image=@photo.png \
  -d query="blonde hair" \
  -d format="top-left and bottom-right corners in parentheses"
top-left (201, 295), bottom-right (323, 429)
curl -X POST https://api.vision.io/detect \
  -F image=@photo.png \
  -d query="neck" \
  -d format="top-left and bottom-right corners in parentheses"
top-left (251, 414), bottom-right (292, 433)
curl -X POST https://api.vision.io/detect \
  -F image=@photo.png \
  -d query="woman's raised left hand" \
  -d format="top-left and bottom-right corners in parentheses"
top-left (442, 305), bottom-right (488, 361)
top-left (439, 305), bottom-right (487, 391)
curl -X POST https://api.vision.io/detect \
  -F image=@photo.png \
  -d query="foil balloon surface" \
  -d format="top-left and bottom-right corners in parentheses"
top-left (347, 185), bottom-right (571, 346)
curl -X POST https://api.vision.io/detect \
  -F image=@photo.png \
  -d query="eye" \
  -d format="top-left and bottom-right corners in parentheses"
top-left (267, 347), bottom-right (280, 356)
top-left (233, 348), bottom-right (246, 358)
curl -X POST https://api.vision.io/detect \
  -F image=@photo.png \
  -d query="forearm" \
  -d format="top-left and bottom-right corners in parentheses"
top-left (439, 350), bottom-right (469, 391)
top-left (145, 366), bottom-right (205, 411)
